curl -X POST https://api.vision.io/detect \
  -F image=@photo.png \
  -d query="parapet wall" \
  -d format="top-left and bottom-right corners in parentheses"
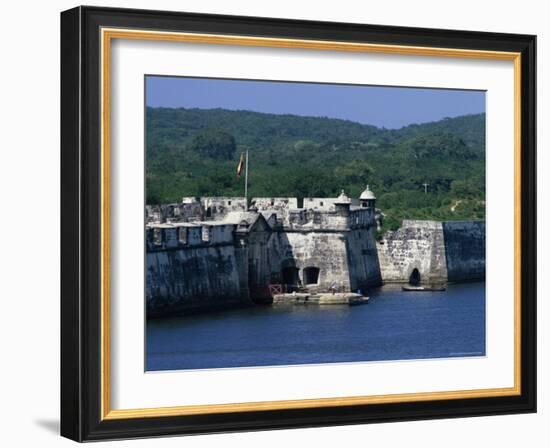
top-left (376, 220), bottom-right (485, 284)
top-left (146, 244), bottom-right (251, 317)
top-left (443, 221), bottom-right (486, 282)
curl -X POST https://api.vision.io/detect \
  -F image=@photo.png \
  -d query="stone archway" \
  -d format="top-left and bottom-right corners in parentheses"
top-left (409, 268), bottom-right (421, 286)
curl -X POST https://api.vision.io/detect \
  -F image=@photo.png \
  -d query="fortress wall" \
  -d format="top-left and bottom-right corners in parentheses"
top-left (244, 224), bottom-right (273, 300)
top-left (303, 197), bottom-right (360, 210)
top-left (376, 220), bottom-right (448, 284)
top-left (186, 227), bottom-right (203, 245)
top-left (161, 227), bottom-right (180, 248)
top-left (430, 222), bottom-right (449, 282)
top-left (146, 224), bottom-right (234, 250)
top-left (253, 198), bottom-right (297, 224)
top-left (442, 221), bottom-right (486, 282)
top-left (350, 208), bottom-right (375, 227)
top-left (303, 197), bottom-right (336, 210)
top-left (200, 197), bottom-right (247, 209)
top-left (268, 231), bottom-right (350, 292)
top-left (253, 197), bottom-right (298, 209)
top-left (285, 209), bottom-right (349, 230)
top-left (201, 197), bottom-right (247, 220)
top-left (346, 226), bottom-right (383, 292)
top-left (146, 244), bottom-right (251, 317)
top-left (201, 224), bottom-right (234, 244)
top-left (376, 220), bottom-right (485, 284)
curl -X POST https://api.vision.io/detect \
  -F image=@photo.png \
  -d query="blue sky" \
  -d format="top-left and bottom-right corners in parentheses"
top-left (146, 76), bottom-right (485, 129)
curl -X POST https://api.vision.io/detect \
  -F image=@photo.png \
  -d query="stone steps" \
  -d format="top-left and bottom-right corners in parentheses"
top-left (272, 292), bottom-right (368, 305)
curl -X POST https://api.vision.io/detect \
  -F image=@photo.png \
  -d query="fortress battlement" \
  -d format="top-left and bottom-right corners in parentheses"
top-left (145, 187), bottom-right (383, 316)
top-left (146, 187), bottom-right (381, 232)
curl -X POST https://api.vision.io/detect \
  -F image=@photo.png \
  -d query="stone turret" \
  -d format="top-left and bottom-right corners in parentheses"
top-left (334, 189), bottom-right (351, 217)
top-left (359, 185), bottom-right (376, 209)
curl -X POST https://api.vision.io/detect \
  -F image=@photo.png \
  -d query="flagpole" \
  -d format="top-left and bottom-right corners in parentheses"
top-left (244, 150), bottom-right (249, 208)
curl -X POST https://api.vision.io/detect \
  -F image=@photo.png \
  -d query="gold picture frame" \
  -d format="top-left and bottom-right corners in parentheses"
top-left (61, 6), bottom-right (536, 441)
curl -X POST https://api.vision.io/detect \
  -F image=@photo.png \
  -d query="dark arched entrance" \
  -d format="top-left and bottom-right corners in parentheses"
top-left (409, 268), bottom-right (421, 286)
top-left (281, 266), bottom-right (300, 287)
top-left (303, 267), bottom-right (320, 285)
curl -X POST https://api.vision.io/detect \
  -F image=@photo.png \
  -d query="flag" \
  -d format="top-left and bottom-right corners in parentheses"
top-left (236, 152), bottom-right (245, 177)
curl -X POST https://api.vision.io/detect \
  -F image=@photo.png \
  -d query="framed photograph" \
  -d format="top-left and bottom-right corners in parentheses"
top-left (60, 6), bottom-right (536, 442)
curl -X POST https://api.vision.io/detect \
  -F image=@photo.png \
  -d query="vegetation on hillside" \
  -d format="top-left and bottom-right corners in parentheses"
top-left (146, 107), bottom-right (485, 234)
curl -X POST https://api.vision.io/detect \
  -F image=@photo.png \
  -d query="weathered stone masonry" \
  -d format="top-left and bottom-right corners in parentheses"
top-left (146, 188), bottom-right (382, 316)
top-left (146, 189), bottom-right (486, 316)
top-left (376, 220), bottom-right (485, 284)
top-left (442, 221), bottom-right (486, 282)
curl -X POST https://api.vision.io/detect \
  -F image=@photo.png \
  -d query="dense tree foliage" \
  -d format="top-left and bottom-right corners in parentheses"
top-left (187, 129), bottom-right (236, 160)
top-left (146, 107), bottom-right (486, 234)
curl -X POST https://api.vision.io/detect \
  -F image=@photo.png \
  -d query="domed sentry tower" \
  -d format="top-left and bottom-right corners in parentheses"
top-left (359, 184), bottom-right (376, 209)
top-left (334, 189), bottom-right (351, 217)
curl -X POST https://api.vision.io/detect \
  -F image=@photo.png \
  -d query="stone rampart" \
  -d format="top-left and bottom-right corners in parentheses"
top-left (146, 192), bottom-right (383, 316)
top-left (376, 220), bottom-right (485, 284)
top-left (443, 221), bottom-right (486, 282)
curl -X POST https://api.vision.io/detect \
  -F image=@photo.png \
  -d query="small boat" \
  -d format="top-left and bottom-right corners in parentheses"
top-left (402, 285), bottom-right (446, 292)
top-left (349, 296), bottom-right (370, 306)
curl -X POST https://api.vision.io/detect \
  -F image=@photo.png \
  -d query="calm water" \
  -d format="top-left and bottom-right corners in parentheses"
top-left (146, 282), bottom-right (486, 371)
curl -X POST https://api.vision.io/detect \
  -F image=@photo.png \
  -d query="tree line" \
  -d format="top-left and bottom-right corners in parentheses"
top-left (146, 107), bottom-right (486, 234)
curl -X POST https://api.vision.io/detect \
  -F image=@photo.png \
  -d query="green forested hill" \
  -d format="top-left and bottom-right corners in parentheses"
top-left (146, 107), bottom-right (485, 234)
top-left (389, 114), bottom-right (486, 150)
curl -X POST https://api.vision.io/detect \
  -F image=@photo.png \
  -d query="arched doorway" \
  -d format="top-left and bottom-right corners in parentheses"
top-left (303, 267), bottom-right (320, 285)
top-left (281, 266), bottom-right (300, 287)
top-left (409, 268), bottom-right (421, 286)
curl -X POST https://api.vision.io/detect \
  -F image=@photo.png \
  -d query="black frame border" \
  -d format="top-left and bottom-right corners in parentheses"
top-left (61, 6), bottom-right (536, 442)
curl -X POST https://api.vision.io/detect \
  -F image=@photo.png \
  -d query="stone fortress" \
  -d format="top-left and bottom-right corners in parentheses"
top-left (146, 187), bottom-right (382, 316)
top-left (146, 186), bottom-right (485, 316)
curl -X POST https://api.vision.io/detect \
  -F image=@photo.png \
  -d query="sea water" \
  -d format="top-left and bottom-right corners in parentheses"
top-left (146, 282), bottom-right (485, 371)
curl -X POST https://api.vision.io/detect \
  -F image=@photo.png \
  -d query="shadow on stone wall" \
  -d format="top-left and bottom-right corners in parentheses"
top-left (442, 221), bottom-right (486, 282)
